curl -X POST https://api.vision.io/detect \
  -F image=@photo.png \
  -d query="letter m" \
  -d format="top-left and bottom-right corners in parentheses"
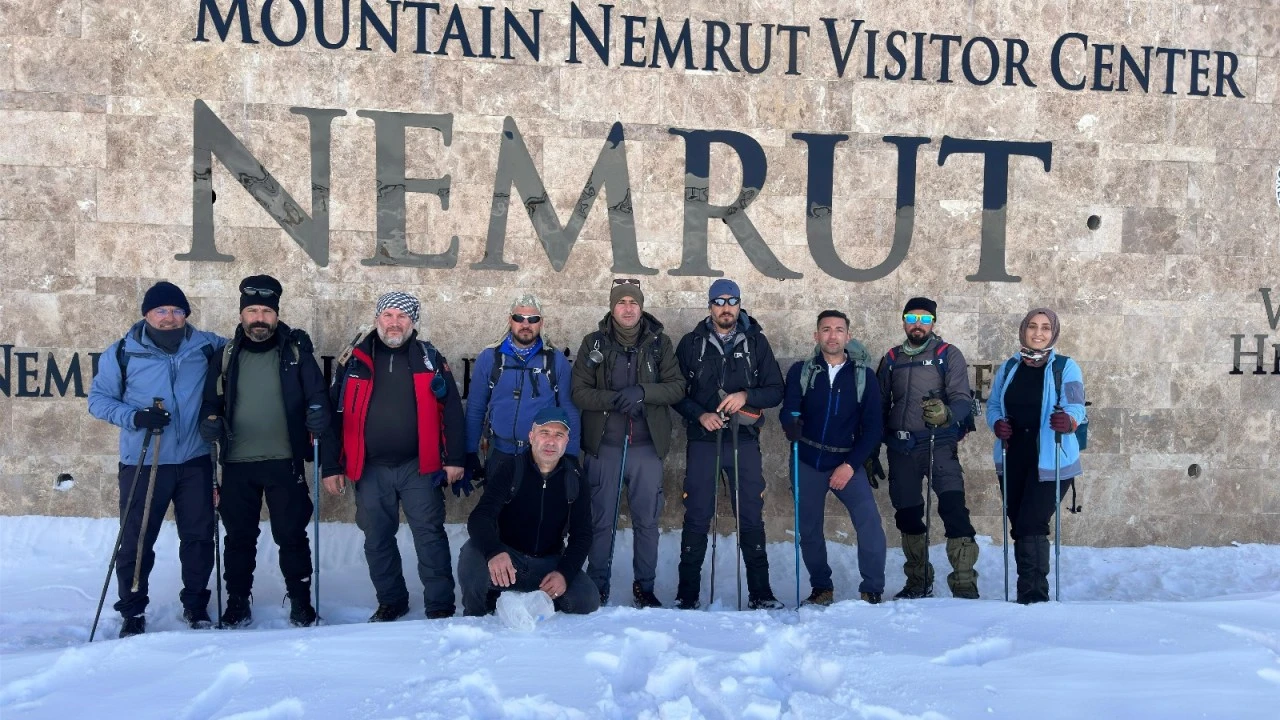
top-left (193, 0), bottom-right (258, 43)
top-left (179, 100), bottom-right (345, 266)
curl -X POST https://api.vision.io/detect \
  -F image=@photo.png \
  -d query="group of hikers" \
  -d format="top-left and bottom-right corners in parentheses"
top-left (86, 275), bottom-right (1088, 638)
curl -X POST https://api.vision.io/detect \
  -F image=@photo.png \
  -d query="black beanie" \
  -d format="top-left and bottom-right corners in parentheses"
top-left (141, 281), bottom-right (191, 317)
top-left (903, 296), bottom-right (937, 318)
top-left (239, 274), bottom-right (282, 312)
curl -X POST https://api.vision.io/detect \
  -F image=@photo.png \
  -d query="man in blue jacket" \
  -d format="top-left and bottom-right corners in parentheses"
top-left (780, 310), bottom-right (886, 606)
top-left (465, 293), bottom-right (580, 483)
top-left (88, 281), bottom-right (227, 637)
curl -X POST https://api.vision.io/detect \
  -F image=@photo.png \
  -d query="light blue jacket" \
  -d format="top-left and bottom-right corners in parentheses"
top-left (985, 349), bottom-right (1087, 481)
top-left (88, 321), bottom-right (228, 465)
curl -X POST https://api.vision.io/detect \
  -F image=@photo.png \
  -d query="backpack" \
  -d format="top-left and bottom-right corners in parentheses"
top-left (798, 338), bottom-right (871, 403)
top-left (214, 331), bottom-right (304, 399)
top-left (586, 330), bottom-right (663, 379)
top-left (505, 455), bottom-right (581, 504)
top-left (884, 341), bottom-right (980, 438)
top-left (115, 331), bottom-right (215, 397)
top-left (487, 345), bottom-right (564, 404)
top-left (1000, 355), bottom-right (1089, 450)
top-left (693, 330), bottom-right (757, 386)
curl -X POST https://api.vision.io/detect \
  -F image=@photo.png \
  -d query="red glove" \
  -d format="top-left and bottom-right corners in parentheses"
top-left (993, 419), bottom-right (1013, 440)
top-left (1049, 411), bottom-right (1077, 434)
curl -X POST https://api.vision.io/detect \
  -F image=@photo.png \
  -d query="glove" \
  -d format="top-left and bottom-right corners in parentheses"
top-left (864, 455), bottom-right (885, 489)
top-left (1049, 411), bottom-right (1077, 434)
top-left (428, 471), bottom-right (447, 489)
top-left (451, 476), bottom-right (475, 498)
top-left (993, 419), bottom-right (1013, 440)
top-left (783, 417), bottom-right (803, 443)
top-left (305, 404), bottom-right (329, 434)
top-left (134, 406), bottom-right (172, 431)
top-left (198, 415), bottom-right (225, 443)
top-left (922, 397), bottom-right (950, 428)
top-left (612, 386), bottom-right (645, 416)
top-left (465, 452), bottom-right (485, 482)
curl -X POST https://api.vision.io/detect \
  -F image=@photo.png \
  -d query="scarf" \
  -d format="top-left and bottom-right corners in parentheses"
top-left (610, 316), bottom-right (643, 348)
top-left (501, 333), bottom-right (543, 363)
top-left (145, 325), bottom-right (186, 355)
top-left (900, 333), bottom-right (933, 357)
top-left (1018, 307), bottom-right (1060, 368)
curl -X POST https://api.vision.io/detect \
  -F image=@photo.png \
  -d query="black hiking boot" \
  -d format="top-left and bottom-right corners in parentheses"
top-left (860, 592), bottom-right (883, 604)
top-left (675, 596), bottom-right (702, 610)
top-left (119, 614), bottom-right (145, 638)
top-left (368, 600), bottom-right (409, 623)
top-left (748, 593), bottom-right (786, 610)
top-left (183, 605), bottom-right (213, 630)
top-left (289, 595), bottom-right (317, 627)
top-left (220, 595), bottom-right (253, 628)
top-left (425, 607), bottom-right (454, 620)
top-left (803, 588), bottom-right (834, 607)
top-left (484, 589), bottom-right (500, 615)
top-left (632, 582), bottom-right (662, 609)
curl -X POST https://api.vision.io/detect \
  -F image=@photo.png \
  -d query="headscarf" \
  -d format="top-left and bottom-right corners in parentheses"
top-left (1018, 307), bottom-right (1060, 367)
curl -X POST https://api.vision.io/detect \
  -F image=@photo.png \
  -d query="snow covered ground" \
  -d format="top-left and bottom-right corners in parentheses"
top-left (1, 516), bottom-right (1277, 719)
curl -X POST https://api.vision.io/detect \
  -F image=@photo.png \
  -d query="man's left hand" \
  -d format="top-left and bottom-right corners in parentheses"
top-left (716, 391), bottom-right (748, 415)
top-left (444, 465), bottom-right (464, 484)
top-left (539, 571), bottom-right (567, 600)
top-left (922, 397), bottom-right (950, 427)
top-left (829, 463), bottom-right (854, 491)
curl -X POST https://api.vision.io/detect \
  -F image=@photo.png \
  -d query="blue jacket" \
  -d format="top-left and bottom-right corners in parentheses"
top-left (88, 321), bottom-right (228, 465)
top-left (780, 354), bottom-right (883, 472)
top-left (464, 338), bottom-right (581, 457)
top-left (985, 350), bottom-right (1087, 481)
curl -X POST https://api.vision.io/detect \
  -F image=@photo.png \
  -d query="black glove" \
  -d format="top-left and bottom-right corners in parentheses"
top-left (465, 452), bottom-right (485, 483)
top-left (451, 476), bottom-right (475, 498)
top-left (198, 415), bottom-right (225, 443)
top-left (864, 455), bottom-right (885, 489)
top-left (305, 404), bottom-right (329, 434)
top-left (612, 386), bottom-right (645, 416)
top-left (784, 417), bottom-right (803, 443)
top-left (134, 406), bottom-right (171, 431)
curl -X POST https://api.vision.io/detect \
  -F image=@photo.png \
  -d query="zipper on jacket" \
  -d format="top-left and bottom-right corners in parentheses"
top-left (533, 471), bottom-right (548, 555)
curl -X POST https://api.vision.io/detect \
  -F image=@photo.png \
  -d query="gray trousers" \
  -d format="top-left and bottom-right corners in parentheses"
top-left (353, 461), bottom-right (454, 614)
top-left (457, 540), bottom-right (600, 616)
top-left (796, 462), bottom-right (887, 595)
top-left (584, 442), bottom-right (664, 596)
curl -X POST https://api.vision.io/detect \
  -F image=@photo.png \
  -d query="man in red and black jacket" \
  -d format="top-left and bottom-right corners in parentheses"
top-left (321, 291), bottom-right (466, 622)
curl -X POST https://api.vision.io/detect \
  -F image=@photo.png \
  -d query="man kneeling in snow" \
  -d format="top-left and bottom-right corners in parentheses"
top-left (459, 407), bottom-right (600, 616)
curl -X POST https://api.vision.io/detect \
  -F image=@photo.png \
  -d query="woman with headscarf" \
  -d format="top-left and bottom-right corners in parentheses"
top-left (985, 308), bottom-right (1087, 604)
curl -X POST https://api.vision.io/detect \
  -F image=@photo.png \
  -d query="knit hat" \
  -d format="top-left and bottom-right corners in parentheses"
top-left (141, 281), bottom-right (191, 317)
top-left (902, 296), bottom-right (937, 318)
top-left (375, 291), bottom-right (421, 323)
top-left (610, 279), bottom-right (644, 308)
top-left (708, 278), bottom-right (741, 304)
top-left (239, 274), bottom-right (282, 312)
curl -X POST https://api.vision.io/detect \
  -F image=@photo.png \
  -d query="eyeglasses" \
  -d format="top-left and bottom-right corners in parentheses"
top-left (710, 297), bottom-right (741, 307)
top-left (903, 314), bottom-right (934, 325)
top-left (511, 313), bottom-right (542, 324)
top-left (613, 278), bottom-right (641, 287)
top-left (242, 287), bottom-right (278, 298)
top-left (151, 308), bottom-right (187, 318)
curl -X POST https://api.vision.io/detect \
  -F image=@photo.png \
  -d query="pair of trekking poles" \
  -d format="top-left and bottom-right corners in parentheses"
top-left (997, 406), bottom-right (1067, 603)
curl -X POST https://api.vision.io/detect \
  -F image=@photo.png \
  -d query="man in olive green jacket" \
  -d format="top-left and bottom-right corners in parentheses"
top-left (571, 279), bottom-right (685, 607)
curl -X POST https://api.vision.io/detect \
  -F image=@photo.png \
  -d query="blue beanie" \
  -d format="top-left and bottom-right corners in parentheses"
top-left (708, 279), bottom-right (741, 303)
top-left (141, 281), bottom-right (191, 316)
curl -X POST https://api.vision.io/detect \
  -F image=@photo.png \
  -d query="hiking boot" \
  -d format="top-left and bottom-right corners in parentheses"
top-left (803, 588), bottom-right (834, 607)
top-left (748, 593), bottom-right (786, 610)
top-left (599, 590), bottom-right (609, 607)
top-left (183, 605), bottom-right (213, 630)
top-left (220, 595), bottom-right (253, 628)
top-left (946, 537), bottom-right (980, 599)
top-left (119, 614), bottom-right (145, 638)
top-left (484, 589), bottom-right (501, 615)
top-left (368, 601), bottom-right (409, 623)
top-left (894, 533), bottom-right (935, 600)
top-left (288, 595), bottom-right (317, 627)
top-left (740, 529), bottom-right (775, 602)
top-left (675, 596), bottom-right (702, 610)
top-left (425, 607), bottom-right (454, 620)
top-left (632, 582), bottom-right (662, 609)
top-left (860, 592), bottom-right (883, 605)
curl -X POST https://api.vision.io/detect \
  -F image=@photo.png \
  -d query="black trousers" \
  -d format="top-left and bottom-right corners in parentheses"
top-left (114, 455), bottom-right (215, 617)
top-left (1001, 434), bottom-right (1074, 538)
top-left (219, 458), bottom-right (314, 598)
top-left (681, 436), bottom-right (766, 536)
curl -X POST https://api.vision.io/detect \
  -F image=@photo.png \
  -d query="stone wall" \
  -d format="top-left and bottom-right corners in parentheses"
top-left (1, 0), bottom-right (1277, 546)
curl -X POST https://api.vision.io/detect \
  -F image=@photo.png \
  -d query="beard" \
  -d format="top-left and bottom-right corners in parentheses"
top-left (906, 327), bottom-right (930, 343)
top-left (378, 327), bottom-right (408, 348)
top-left (245, 322), bottom-right (275, 342)
top-left (512, 327), bottom-right (538, 345)
top-left (713, 312), bottom-right (737, 331)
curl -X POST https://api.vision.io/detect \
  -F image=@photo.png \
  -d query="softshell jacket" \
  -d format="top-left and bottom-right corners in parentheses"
top-left (570, 313), bottom-right (685, 459)
top-left (780, 353), bottom-right (884, 472)
top-left (985, 350), bottom-right (1087, 481)
top-left (674, 313), bottom-right (785, 443)
top-left (875, 335), bottom-right (973, 441)
top-left (465, 338), bottom-right (581, 457)
top-left (324, 332), bottom-right (465, 481)
top-left (200, 321), bottom-right (337, 467)
top-left (88, 320), bottom-right (227, 465)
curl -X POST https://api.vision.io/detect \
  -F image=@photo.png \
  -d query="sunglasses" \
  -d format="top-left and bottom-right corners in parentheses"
top-left (710, 297), bottom-right (741, 307)
top-left (511, 313), bottom-right (542, 324)
top-left (903, 314), bottom-right (934, 325)
top-left (613, 278), bottom-right (641, 287)
top-left (242, 287), bottom-right (278, 298)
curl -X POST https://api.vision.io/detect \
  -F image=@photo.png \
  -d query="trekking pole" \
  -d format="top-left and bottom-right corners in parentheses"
top-left (1054, 405), bottom-right (1063, 602)
top-left (211, 434), bottom-right (224, 628)
top-left (131, 399), bottom-right (166, 593)
top-left (602, 419), bottom-right (632, 604)
top-left (89, 400), bottom-right (162, 642)
top-left (790, 411), bottom-right (801, 609)
top-left (923, 391), bottom-right (941, 597)
top-left (1000, 436), bottom-right (1009, 603)
top-left (312, 430), bottom-right (321, 624)
top-left (709, 422), bottom-right (725, 607)
top-left (730, 414), bottom-right (743, 611)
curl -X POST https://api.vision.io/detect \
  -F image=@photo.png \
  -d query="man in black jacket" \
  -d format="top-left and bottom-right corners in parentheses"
top-left (458, 407), bottom-right (600, 616)
top-left (673, 279), bottom-right (786, 610)
top-left (200, 275), bottom-right (332, 628)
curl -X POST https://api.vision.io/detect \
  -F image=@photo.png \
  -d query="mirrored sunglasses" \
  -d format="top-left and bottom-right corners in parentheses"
top-left (903, 313), bottom-right (934, 325)
top-left (710, 297), bottom-right (741, 307)
top-left (511, 313), bottom-right (542, 324)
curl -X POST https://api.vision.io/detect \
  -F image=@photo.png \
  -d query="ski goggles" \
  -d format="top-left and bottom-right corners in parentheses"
top-left (710, 297), bottom-right (741, 307)
top-left (903, 313), bottom-right (934, 325)
top-left (510, 313), bottom-right (542, 324)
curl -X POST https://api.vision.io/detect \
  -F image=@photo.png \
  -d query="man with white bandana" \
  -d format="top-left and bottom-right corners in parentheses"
top-left (322, 291), bottom-right (465, 622)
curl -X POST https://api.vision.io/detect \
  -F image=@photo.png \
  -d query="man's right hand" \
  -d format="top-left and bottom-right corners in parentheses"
top-left (993, 419), bottom-right (1013, 440)
top-left (134, 406), bottom-right (171, 431)
top-left (488, 552), bottom-right (517, 587)
top-left (465, 452), bottom-right (485, 483)
top-left (783, 417), bottom-right (803, 443)
top-left (698, 412), bottom-right (726, 433)
top-left (321, 474), bottom-right (347, 496)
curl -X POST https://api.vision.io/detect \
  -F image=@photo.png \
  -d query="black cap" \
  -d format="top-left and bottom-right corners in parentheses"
top-left (141, 281), bottom-right (191, 317)
top-left (239, 275), bottom-right (282, 312)
top-left (903, 296), bottom-right (937, 318)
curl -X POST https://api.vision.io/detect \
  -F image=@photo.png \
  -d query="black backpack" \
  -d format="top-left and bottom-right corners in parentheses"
top-left (487, 345), bottom-right (564, 404)
top-left (884, 341), bottom-right (980, 438)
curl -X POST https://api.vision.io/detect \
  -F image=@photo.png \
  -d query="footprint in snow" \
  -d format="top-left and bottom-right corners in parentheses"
top-left (931, 637), bottom-right (1015, 666)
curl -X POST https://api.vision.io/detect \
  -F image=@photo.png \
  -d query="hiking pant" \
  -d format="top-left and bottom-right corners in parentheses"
top-left (584, 442), bottom-right (664, 596)
top-left (457, 539), bottom-right (600, 616)
top-left (1001, 437), bottom-right (1074, 539)
top-left (219, 458), bottom-right (313, 599)
top-left (682, 435), bottom-right (765, 536)
top-left (796, 461), bottom-right (887, 595)
top-left (113, 455), bottom-right (215, 618)
top-left (353, 460), bottom-right (454, 614)
top-left (887, 437), bottom-right (975, 538)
